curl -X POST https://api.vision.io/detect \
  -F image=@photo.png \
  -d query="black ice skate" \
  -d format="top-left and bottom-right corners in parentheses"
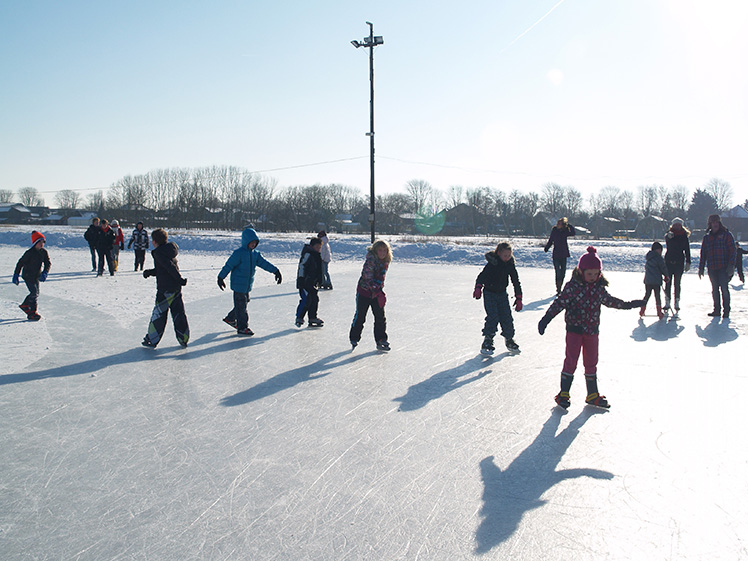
top-left (237, 328), bottom-right (254, 336)
top-left (480, 336), bottom-right (495, 356)
top-left (505, 338), bottom-right (520, 353)
top-left (223, 317), bottom-right (237, 329)
top-left (376, 340), bottom-right (391, 352)
top-left (308, 318), bottom-right (324, 327)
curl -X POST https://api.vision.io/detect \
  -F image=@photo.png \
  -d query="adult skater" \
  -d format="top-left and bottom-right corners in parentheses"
top-left (735, 242), bottom-right (747, 284)
top-left (699, 214), bottom-right (736, 318)
top-left (663, 218), bottom-right (691, 312)
top-left (128, 221), bottom-right (150, 271)
top-left (95, 219), bottom-right (116, 276)
top-left (544, 217), bottom-right (576, 294)
top-left (84, 217), bottom-right (100, 271)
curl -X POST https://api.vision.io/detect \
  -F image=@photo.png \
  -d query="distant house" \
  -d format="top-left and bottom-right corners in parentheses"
top-left (721, 205), bottom-right (748, 241)
top-left (634, 215), bottom-right (669, 240)
top-left (67, 211), bottom-right (98, 227)
top-left (589, 216), bottom-right (624, 238)
top-left (0, 203), bottom-right (33, 224)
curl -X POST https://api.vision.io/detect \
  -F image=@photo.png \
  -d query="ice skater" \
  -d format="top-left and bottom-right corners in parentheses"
top-left (350, 239), bottom-right (392, 351)
top-left (111, 220), bottom-right (125, 271)
top-left (473, 241), bottom-right (523, 355)
top-left (12, 231), bottom-right (51, 321)
top-left (640, 241), bottom-right (669, 319)
top-left (141, 228), bottom-right (190, 348)
top-left (663, 217), bottom-right (691, 312)
top-left (544, 217), bottom-right (576, 294)
top-left (128, 221), bottom-right (150, 271)
top-left (538, 246), bottom-right (645, 410)
top-left (217, 227), bottom-right (282, 336)
top-left (84, 217), bottom-right (100, 271)
top-left (735, 241), bottom-right (747, 284)
top-left (95, 218), bottom-right (116, 276)
top-left (698, 214), bottom-right (736, 319)
top-left (295, 237), bottom-right (324, 327)
top-left (318, 230), bottom-right (333, 290)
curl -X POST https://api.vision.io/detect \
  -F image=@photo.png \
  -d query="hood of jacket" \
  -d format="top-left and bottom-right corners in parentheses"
top-left (485, 251), bottom-right (515, 267)
top-left (242, 227), bottom-right (259, 248)
top-left (154, 241), bottom-right (179, 259)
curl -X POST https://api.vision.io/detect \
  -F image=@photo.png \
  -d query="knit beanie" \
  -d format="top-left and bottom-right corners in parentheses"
top-left (708, 214), bottom-right (721, 224)
top-left (31, 231), bottom-right (46, 247)
top-left (578, 246), bottom-right (602, 271)
top-left (671, 217), bottom-right (684, 227)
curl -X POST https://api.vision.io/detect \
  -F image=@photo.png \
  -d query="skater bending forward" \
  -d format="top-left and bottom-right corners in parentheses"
top-left (142, 228), bottom-right (190, 348)
top-left (537, 246), bottom-right (644, 409)
top-left (350, 239), bottom-right (392, 351)
top-left (473, 241), bottom-right (523, 354)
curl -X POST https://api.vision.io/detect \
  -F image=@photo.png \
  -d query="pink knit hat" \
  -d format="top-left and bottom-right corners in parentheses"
top-left (578, 246), bottom-right (602, 270)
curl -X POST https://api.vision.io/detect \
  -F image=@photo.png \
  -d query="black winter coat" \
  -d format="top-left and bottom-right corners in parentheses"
top-left (476, 252), bottom-right (522, 297)
top-left (95, 226), bottom-right (116, 252)
top-left (84, 224), bottom-right (100, 247)
top-left (15, 247), bottom-right (51, 282)
top-left (146, 242), bottom-right (186, 293)
top-left (296, 244), bottom-right (323, 289)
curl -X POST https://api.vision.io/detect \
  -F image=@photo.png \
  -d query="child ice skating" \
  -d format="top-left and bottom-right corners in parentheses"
top-left (295, 237), bottom-right (324, 327)
top-left (640, 241), bottom-right (669, 319)
top-left (538, 246), bottom-right (644, 410)
top-left (473, 241), bottom-right (523, 354)
top-left (128, 221), bottom-right (150, 271)
top-left (217, 227), bottom-right (282, 336)
top-left (12, 231), bottom-right (51, 321)
top-left (735, 241), bottom-right (747, 284)
top-left (350, 240), bottom-right (392, 351)
top-left (141, 228), bottom-right (190, 348)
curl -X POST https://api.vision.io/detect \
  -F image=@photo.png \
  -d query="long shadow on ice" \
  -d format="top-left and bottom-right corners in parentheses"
top-left (630, 317), bottom-right (685, 342)
top-left (475, 408), bottom-right (613, 554)
top-left (695, 317), bottom-right (738, 347)
top-left (220, 349), bottom-right (378, 406)
top-left (393, 355), bottom-right (498, 412)
top-left (521, 294), bottom-right (556, 312)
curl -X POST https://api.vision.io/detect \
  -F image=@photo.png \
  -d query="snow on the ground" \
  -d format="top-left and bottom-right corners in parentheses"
top-left (1, 230), bottom-right (746, 560)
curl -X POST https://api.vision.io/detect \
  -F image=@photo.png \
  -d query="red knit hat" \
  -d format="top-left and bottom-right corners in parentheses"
top-left (31, 231), bottom-right (46, 247)
top-left (578, 246), bottom-right (602, 270)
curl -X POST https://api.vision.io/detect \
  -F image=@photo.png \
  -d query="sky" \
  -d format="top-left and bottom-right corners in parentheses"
top-left (1, 0), bottom-right (747, 208)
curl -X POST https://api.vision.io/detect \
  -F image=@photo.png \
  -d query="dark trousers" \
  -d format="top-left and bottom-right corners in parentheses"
top-left (738, 259), bottom-right (745, 283)
top-left (89, 245), bottom-right (97, 270)
top-left (482, 290), bottom-right (514, 340)
top-left (349, 293), bottom-right (387, 343)
top-left (134, 249), bottom-right (146, 271)
top-left (708, 269), bottom-right (730, 315)
top-left (97, 249), bottom-right (114, 275)
top-left (643, 284), bottom-right (662, 307)
top-left (22, 280), bottom-right (40, 312)
top-left (296, 286), bottom-right (319, 321)
top-left (145, 290), bottom-right (190, 347)
top-left (665, 262), bottom-right (684, 300)
top-left (552, 257), bottom-right (567, 293)
top-left (226, 292), bottom-right (250, 330)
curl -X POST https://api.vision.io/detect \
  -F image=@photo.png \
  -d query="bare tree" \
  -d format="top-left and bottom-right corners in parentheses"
top-left (563, 187), bottom-right (583, 219)
top-left (540, 183), bottom-right (565, 215)
top-left (55, 189), bottom-right (81, 209)
top-left (668, 185), bottom-right (690, 218)
top-left (636, 185), bottom-right (661, 217)
top-left (18, 187), bottom-right (44, 207)
top-left (405, 179), bottom-right (433, 214)
top-left (446, 186), bottom-right (464, 208)
top-left (596, 186), bottom-right (623, 217)
top-left (0, 189), bottom-right (14, 203)
top-left (703, 178), bottom-right (733, 211)
top-left (85, 191), bottom-right (105, 213)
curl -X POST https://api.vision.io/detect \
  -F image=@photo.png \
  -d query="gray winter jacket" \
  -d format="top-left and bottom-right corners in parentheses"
top-left (644, 250), bottom-right (668, 286)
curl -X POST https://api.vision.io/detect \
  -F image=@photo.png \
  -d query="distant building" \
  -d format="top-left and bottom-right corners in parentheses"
top-left (0, 203), bottom-right (33, 224)
top-left (721, 205), bottom-right (748, 241)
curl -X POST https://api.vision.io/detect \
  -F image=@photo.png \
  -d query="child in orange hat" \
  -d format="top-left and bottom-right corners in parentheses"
top-left (13, 231), bottom-right (51, 321)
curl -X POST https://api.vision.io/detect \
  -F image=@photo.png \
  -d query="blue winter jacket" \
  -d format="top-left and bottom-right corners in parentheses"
top-left (218, 228), bottom-right (278, 293)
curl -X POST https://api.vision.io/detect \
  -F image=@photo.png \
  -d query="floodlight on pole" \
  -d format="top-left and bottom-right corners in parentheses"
top-left (351, 22), bottom-right (383, 243)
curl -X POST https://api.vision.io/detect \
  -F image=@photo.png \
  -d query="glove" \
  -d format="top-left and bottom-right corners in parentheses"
top-left (143, 269), bottom-right (155, 278)
top-left (684, 261), bottom-right (691, 272)
top-left (180, 278), bottom-right (188, 286)
top-left (127, 241), bottom-right (133, 249)
top-left (514, 295), bottom-right (523, 312)
top-left (39, 271), bottom-right (48, 282)
top-left (12, 273), bottom-right (20, 285)
top-left (698, 269), bottom-right (704, 279)
top-left (274, 270), bottom-right (282, 284)
top-left (120, 243), bottom-right (125, 250)
top-left (376, 291), bottom-right (387, 308)
top-left (538, 316), bottom-right (550, 335)
top-left (217, 276), bottom-right (226, 291)
top-left (473, 284), bottom-right (483, 299)
top-left (544, 246), bottom-right (549, 253)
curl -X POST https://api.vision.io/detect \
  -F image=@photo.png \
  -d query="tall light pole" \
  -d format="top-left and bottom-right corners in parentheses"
top-left (351, 22), bottom-right (383, 243)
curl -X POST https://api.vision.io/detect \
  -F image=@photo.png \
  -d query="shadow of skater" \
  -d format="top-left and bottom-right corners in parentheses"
top-left (630, 316), bottom-right (685, 342)
top-left (695, 318), bottom-right (739, 347)
top-left (220, 349), bottom-right (377, 406)
top-left (475, 408), bottom-right (613, 554)
top-left (393, 355), bottom-right (497, 412)
top-left (521, 295), bottom-right (557, 312)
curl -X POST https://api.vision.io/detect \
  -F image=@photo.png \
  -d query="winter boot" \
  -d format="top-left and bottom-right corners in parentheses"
top-left (656, 305), bottom-right (664, 320)
top-left (585, 392), bottom-right (610, 409)
top-left (480, 336), bottom-right (495, 355)
top-left (639, 306), bottom-right (646, 317)
top-left (505, 338), bottom-right (520, 353)
top-left (663, 296), bottom-right (671, 311)
top-left (555, 391), bottom-right (571, 409)
top-left (376, 340), bottom-right (391, 352)
top-left (674, 298), bottom-right (680, 311)
top-left (141, 337), bottom-right (156, 348)
top-left (295, 317), bottom-right (305, 327)
top-left (308, 318), bottom-right (324, 327)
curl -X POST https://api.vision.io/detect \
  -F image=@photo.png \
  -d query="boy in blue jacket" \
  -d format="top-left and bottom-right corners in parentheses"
top-left (217, 227), bottom-right (282, 336)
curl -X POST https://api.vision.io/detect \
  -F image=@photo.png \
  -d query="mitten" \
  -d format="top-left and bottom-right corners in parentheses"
top-left (274, 270), bottom-right (282, 284)
top-left (377, 291), bottom-right (387, 308)
top-left (180, 278), bottom-right (188, 286)
top-left (217, 276), bottom-right (226, 291)
top-left (143, 269), bottom-right (155, 279)
top-left (544, 246), bottom-right (549, 252)
top-left (473, 284), bottom-right (483, 299)
top-left (120, 243), bottom-right (125, 250)
top-left (514, 295), bottom-right (523, 312)
top-left (698, 269), bottom-right (704, 279)
top-left (12, 273), bottom-right (20, 285)
top-left (39, 271), bottom-right (48, 282)
top-left (538, 316), bottom-right (550, 335)
top-left (684, 261), bottom-right (691, 272)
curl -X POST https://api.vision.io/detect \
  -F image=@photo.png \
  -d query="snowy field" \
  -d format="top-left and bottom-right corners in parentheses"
top-left (1, 229), bottom-right (747, 560)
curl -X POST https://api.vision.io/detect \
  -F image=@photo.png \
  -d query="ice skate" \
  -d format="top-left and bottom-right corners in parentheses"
top-left (639, 306), bottom-right (646, 317)
top-left (585, 392), bottom-right (610, 409)
top-left (141, 337), bottom-right (156, 348)
top-left (505, 338), bottom-right (520, 353)
top-left (295, 317), bottom-right (305, 327)
top-left (674, 298), bottom-right (680, 312)
top-left (222, 317), bottom-right (237, 329)
top-left (480, 336), bottom-right (495, 356)
top-left (376, 340), bottom-right (391, 352)
top-left (656, 306), bottom-right (664, 320)
top-left (555, 391), bottom-right (571, 409)
top-left (237, 328), bottom-right (254, 336)
top-left (663, 296), bottom-right (671, 311)
top-left (308, 318), bottom-right (324, 327)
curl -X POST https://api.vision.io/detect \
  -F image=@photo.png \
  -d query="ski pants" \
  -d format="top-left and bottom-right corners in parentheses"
top-left (22, 279), bottom-right (40, 313)
top-left (482, 290), bottom-right (514, 340)
top-left (665, 261), bottom-right (684, 300)
top-left (88, 244), bottom-right (97, 270)
top-left (145, 290), bottom-right (190, 347)
top-left (553, 257), bottom-right (567, 293)
top-left (296, 285), bottom-right (319, 322)
top-left (562, 331), bottom-right (599, 376)
top-left (134, 249), bottom-right (146, 271)
top-left (349, 293), bottom-right (386, 343)
top-left (226, 291), bottom-right (250, 330)
top-left (708, 268), bottom-right (730, 315)
top-left (97, 249), bottom-right (114, 275)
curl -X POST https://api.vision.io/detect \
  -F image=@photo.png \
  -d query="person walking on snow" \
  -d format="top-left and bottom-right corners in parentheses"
top-left (350, 240), bottom-right (392, 351)
top-left (544, 217), bottom-right (576, 294)
top-left (128, 221), bottom-right (150, 271)
top-left (663, 217), bottom-right (691, 312)
top-left (537, 246), bottom-right (645, 410)
top-left (84, 217), bottom-right (100, 271)
top-left (295, 237), bottom-right (324, 327)
top-left (95, 219), bottom-right (116, 276)
top-left (473, 241), bottom-right (523, 355)
top-left (698, 214), bottom-right (736, 319)
top-left (110, 220), bottom-right (125, 272)
top-left (640, 241), bottom-right (669, 319)
top-left (318, 230), bottom-right (333, 290)
top-left (13, 230), bottom-right (51, 321)
top-left (217, 227), bottom-right (282, 336)
top-left (141, 228), bottom-right (190, 348)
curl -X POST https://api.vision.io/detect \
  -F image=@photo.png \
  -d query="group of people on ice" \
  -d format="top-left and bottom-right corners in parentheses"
top-left (84, 217), bottom-right (150, 275)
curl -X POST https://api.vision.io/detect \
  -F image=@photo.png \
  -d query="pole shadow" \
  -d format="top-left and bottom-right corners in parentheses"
top-left (393, 354), bottom-right (499, 412)
top-left (630, 316), bottom-right (685, 342)
top-left (695, 317), bottom-right (739, 347)
top-left (219, 349), bottom-right (378, 406)
top-left (475, 408), bottom-right (613, 554)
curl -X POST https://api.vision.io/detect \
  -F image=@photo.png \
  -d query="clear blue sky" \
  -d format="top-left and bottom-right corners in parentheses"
top-left (1, 0), bottom-right (747, 206)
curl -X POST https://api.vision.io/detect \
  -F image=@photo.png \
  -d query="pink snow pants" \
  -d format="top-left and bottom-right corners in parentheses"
top-left (562, 332), bottom-right (599, 375)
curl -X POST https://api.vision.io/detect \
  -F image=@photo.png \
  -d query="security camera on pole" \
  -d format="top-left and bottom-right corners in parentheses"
top-left (351, 22), bottom-right (384, 243)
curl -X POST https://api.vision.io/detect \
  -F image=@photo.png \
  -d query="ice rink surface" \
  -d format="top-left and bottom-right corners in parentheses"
top-left (1, 245), bottom-right (747, 560)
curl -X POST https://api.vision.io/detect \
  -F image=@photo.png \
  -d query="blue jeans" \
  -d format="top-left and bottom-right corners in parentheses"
top-left (708, 269), bottom-right (730, 315)
top-left (482, 291), bottom-right (514, 339)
